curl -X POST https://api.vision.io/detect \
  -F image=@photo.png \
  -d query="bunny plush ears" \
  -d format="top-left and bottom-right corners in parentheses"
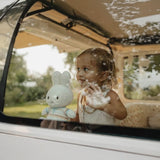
top-left (52, 71), bottom-right (71, 87)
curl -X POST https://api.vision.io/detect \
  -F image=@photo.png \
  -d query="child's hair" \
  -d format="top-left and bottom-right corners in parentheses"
top-left (78, 48), bottom-right (117, 86)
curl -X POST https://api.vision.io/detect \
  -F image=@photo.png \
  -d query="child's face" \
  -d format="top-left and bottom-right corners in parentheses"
top-left (76, 53), bottom-right (102, 88)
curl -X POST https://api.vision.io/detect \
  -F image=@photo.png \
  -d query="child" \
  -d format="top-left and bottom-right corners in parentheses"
top-left (74, 48), bottom-right (127, 125)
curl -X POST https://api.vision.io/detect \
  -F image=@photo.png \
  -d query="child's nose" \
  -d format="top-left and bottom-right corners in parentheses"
top-left (78, 70), bottom-right (84, 77)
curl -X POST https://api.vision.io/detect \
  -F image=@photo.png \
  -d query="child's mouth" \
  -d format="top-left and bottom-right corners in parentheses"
top-left (79, 80), bottom-right (87, 87)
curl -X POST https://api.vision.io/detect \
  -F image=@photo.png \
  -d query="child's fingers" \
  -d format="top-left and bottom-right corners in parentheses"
top-left (88, 83), bottom-right (101, 92)
top-left (86, 86), bottom-right (98, 95)
top-left (95, 85), bottom-right (101, 92)
top-left (84, 85), bottom-right (93, 94)
top-left (87, 87), bottom-right (94, 94)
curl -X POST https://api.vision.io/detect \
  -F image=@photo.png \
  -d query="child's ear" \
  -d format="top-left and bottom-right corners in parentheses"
top-left (99, 71), bottom-right (110, 82)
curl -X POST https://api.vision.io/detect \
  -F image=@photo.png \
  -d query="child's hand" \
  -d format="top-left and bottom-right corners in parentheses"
top-left (84, 83), bottom-right (111, 109)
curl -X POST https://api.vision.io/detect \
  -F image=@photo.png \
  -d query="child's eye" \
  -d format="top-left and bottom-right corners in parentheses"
top-left (84, 67), bottom-right (89, 72)
top-left (77, 68), bottom-right (80, 71)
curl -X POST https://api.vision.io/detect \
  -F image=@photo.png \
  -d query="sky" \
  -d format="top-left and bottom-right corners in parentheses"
top-left (17, 45), bottom-right (69, 75)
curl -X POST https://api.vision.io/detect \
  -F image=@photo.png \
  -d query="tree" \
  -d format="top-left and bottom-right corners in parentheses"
top-left (5, 51), bottom-right (28, 105)
top-left (123, 57), bottom-right (139, 99)
top-left (5, 51), bottom-right (55, 105)
top-left (146, 54), bottom-right (160, 73)
top-left (30, 66), bottom-right (54, 101)
top-left (64, 51), bottom-right (80, 72)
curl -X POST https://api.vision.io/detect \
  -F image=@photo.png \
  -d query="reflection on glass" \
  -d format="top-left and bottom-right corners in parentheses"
top-left (124, 54), bottom-right (160, 100)
top-left (0, 1), bottom-right (27, 81)
top-left (104, 1), bottom-right (160, 41)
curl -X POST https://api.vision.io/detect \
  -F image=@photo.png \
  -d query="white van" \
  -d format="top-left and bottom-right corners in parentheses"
top-left (0, 0), bottom-right (160, 159)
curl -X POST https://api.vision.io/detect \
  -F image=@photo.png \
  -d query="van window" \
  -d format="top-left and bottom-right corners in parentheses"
top-left (124, 54), bottom-right (160, 100)
top-left (2, 1), bottom-right (160, 132)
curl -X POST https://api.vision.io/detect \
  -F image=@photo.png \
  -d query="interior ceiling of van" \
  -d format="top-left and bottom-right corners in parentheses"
top-left (14, 0), bottom-right (160, 52)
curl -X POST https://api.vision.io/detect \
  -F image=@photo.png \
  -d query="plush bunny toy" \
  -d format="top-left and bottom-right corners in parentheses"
top-left (42, 71), bottom-right (76, 121)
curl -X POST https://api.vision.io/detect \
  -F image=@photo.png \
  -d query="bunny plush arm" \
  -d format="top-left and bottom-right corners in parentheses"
top-left (42, 107), bottom-right (50, 116)
top-left (65, 108), bottom-right (76, 119)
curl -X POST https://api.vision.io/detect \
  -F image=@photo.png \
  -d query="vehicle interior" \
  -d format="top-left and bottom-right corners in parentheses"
top-left (1, 0), bottom-right (160, 134)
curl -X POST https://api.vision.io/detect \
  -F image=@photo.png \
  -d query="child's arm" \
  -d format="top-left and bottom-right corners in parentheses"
top-left (84, 84), bottom-right (127, 120)
top-left (102, 90), bottom-right (127, 120)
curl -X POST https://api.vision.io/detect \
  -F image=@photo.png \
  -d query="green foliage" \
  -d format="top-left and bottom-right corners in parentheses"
top-left (5, 52), bottom-right (28, 105)
top-left (146, 85), bottom-right (160, 97)
top-left (123, 58), bottom-right (138, 99)
top-left (64, 51), bottom-right (80, 72)
top-left (5, 52), bottom-right (53, 105)
top-left (146, 54), bottom-right (160, 73)
top-left (28, 67), bottom-right (54, 102)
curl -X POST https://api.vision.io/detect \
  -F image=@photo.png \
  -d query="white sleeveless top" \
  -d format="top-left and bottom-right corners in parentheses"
top-left (78, 90), bottom-right (115, 125)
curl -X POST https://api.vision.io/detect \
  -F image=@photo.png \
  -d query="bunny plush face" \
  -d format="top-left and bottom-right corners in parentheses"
top-left (46, 71), bottom-right (73, 108)
top-left (46, 85), bottom-right (73, 108)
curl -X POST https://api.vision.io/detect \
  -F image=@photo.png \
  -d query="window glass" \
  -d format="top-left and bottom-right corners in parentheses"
top-left (123, 54), bottom-right (160, 100)
top-left (3, 1), bottom-right (160, 131)
top-left (0, 1), bottom-right (27, 81)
